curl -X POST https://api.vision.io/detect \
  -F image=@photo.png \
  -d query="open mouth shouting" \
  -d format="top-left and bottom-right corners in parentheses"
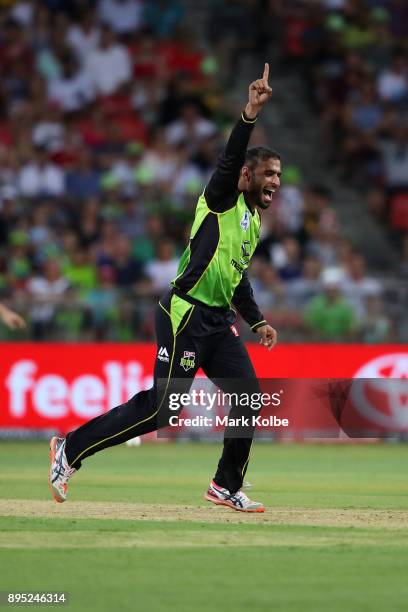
top-left (262, 188), bottom-right (275, 204)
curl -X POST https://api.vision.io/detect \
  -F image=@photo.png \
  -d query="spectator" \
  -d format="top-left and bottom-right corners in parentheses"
top-left (340, 252), bottom-right (382, 319)
top-left (132, 215), bottom-right (164, 263)
top-left (86, 265), bottom-right (119, 339)
top-left (32, 104), bottom-right (65, 152)
top-left (380, 125), bottom-right (408, 191)
top-left (18, 145), bottom-right (65, 198)
top-left (275, 166), bottom-right (304, 233)
top-left (271, 236), bottom-right (303, 282)
top-left (377, 52), bottom-right (408, 104)
top-left (63, 248), bottom-right (97, 293)
top-left (143, 0), bottom-right (183, 39)
top-left (47, 51), bottom-right (94, 112)
top-left (111, 235), bottom-right (144, 287)
top-left (166, 103), bottom-right (217, 151)
top-left (66, 150), bottom-right (101, 200)
top-left (117, 196), bottom-right (145, 239)
top-left (84, 25), bottom-right (132, 96)
top-left (145, 239), bottom-right (179, 294)
top-left (66, 10), bottom-right (100, 62)
top-left (26, 259), bottom-right (69, 339)
top-left (97, 0), bottom-right (143, 36)
top-left (249, 259), bottom-right (288, 310)
top-left (287, 255), bottom-right (323, 309)
top-left (358, 292), bottom-right (392, 343)
top-left (304, 268), bottom-right (356, 341)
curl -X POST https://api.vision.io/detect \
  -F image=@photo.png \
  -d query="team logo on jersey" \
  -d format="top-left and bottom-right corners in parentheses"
top-left (180, 351), bottom-right (196, 371)
top-left (240, 210), bottom-right (250, 231)
top-left (157, 346), bottom-right (169, 363)
top-left (240, 240), bottom-right (251, 265)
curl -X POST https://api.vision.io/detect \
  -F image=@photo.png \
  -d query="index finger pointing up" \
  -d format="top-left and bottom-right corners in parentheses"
top-left (263, 62), bottom-right (269, 82)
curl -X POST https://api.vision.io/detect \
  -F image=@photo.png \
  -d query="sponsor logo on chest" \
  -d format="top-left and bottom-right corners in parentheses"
top-left (240, 210), bottom-right (250, 231)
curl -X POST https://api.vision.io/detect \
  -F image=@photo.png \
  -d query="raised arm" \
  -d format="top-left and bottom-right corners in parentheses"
top-left (205, 64), bottom-right (273, 212)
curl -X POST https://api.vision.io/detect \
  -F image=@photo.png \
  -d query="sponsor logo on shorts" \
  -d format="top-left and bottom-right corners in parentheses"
top-left (180, 351), bottom-right (196, 372)
top-left (157, 346), bottom-right (169, 363)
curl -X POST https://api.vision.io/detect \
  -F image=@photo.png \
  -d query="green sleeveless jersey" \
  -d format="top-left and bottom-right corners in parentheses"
top-left (172, 192), bottom-right (261, 308)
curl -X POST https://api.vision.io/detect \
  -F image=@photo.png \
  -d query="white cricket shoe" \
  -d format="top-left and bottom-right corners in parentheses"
top-left (49, 437), bottom-right (76, 503)
top-left (204, 480), bottom-right (264, 513)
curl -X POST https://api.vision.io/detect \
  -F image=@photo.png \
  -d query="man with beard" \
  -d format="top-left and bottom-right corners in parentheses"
top-left (49, 64), bottom-right (281, 513)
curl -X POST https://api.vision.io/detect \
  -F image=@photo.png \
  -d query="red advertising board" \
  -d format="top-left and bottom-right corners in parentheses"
top-left (0, 343), bottom-right (407, 434)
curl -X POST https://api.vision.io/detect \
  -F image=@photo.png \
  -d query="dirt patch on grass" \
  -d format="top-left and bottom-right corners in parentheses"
top-left (0, 499), bottom-right (407, 529)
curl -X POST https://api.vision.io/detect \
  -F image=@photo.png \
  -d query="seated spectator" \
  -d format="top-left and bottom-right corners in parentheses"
top-left (84, 25), bottom-right (132, 96)
top-left (66, 10), bottom-right (100, 62)
top-left (304, 268), bottom-right (356, 341)
top-left (66, 150), bottom-right (101, 201)
top-left (32, 104), bottom-right (65, 153)
top-left (249, 259), bottom-right (288, 310)
top-left (340, 251), bottom-right (382, 319)
top-left (145, 239), bottom-right (179, 294)
top-left (77, 197), bottom-right (102, 247)
top-left (85, 265), bottom-right (119, 339)
top-left (28, 204), bottom-right (53, 250)
top-left (132, 215), bottom-right (164, 263)
top-left (377, 52), bottom-right (408, 104)
top-left (271, 236), bottom-right (303, 282)
top-left (26, 259), bottom-right (69, 340)
top-left (6, 231), bottom-right (32, 290)
top-left (111, 235), bottom-right (144, 287)
top-left (275, 166), bottom-right (304, 233)
top-left (166, 103), bottom-right (217, 152)
top-left (358, 292), bottom-right (392, 343)
top-left (137, 129), bottom-right (177, 186)
top-left (171, 143), bottom-right (205, 202)
top-left (117, 195), bottom-right (145, 239)
top-left (18, 145), bottom-right (65, 198)
top-left (143, 0), bottom-right (183, 38)
top-left (63, 248), bottom-right (97, 293)
top-left (47, 51), bottom-right (94, 112)
top-left (97, 0), bottom-right (143, 36)
top-left (380, 125), bottom-right (408, 191)
top-left (287, 255), bottom-right (323, 309)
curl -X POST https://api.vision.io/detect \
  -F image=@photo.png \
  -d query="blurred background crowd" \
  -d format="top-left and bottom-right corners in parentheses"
top-left (0, 0), bottom-right (406, 343)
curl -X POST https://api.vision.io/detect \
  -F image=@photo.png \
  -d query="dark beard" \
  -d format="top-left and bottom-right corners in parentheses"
top-left (253, 184), bottom-right (270, 210)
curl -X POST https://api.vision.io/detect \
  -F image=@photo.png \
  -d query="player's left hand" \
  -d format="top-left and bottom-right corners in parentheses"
top-left (247, 63), bottom-right (273, 114)
top-left (256, 324), bottom-right (277, 351)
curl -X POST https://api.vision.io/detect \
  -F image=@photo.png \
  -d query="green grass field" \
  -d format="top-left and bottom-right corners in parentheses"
top-left (0, 441), bottom-right (407, 611)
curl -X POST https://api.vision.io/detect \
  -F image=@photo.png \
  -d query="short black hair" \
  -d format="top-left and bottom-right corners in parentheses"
top-left (245, 147), bottom-right (281, 170)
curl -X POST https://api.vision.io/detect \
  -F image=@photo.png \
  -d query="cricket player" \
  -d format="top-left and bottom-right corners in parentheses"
top-left (49, 64), bottom-right (281, 513)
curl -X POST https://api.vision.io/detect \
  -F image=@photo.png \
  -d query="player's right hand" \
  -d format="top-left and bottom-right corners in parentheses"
top-left (246, 63), bottom-right (273, 116)
top-left (0, 307), bottom-right (26, 330)
top-left (256, 324), bottom-right (278, 351)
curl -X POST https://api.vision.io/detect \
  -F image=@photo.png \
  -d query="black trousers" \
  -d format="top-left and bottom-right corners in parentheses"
top-left (65, 289), bottom-right (260, 494)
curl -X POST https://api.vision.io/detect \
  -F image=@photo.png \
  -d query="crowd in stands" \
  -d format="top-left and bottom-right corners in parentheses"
top-left (0, 0), bottom-right (403, 343)
top-left (276, 0), bottom-right (408, 252)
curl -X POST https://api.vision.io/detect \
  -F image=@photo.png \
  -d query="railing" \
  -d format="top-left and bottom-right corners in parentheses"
top-left (1, 278), bottom-right (407, 343)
